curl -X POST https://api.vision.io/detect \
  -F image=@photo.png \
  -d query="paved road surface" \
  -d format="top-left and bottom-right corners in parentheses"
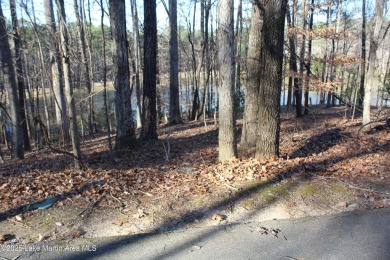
top-left (1, 208), bottom-right (389, 260)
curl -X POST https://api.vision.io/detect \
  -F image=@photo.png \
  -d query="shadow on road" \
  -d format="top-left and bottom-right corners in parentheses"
top-left (52, 138), bottom-right (388, 260)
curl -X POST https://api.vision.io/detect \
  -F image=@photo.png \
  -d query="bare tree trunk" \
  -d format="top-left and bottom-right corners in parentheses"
top-left (304, 0), bottom-right (314, 115)
top-left (109, 0), bottom-right (136, 146)
top-left (326, 0), bottom-right (336, 108)
top-left (83, 0), bottom-right (95, 132)
top-left (168, 0), bottom-right (182, 124)
top-left (320, 0), bottom-right (331, 106)
top-left (204, 0), bottom-right (212, 121)
top-left (351, 65), bottom-right (360, 120)
top-left (299, 0), bottom-right (307, 114)
top-left (198, 0), bottom-right (211, 121)
top-left (363, 0), bottom-right (384, 127)
top-left (334, 0), bottom-right (342, 106)
top-left (282, 57), bottom-right (287, 106)
top-left (208, 16), bottom-right (215, 117)
top-left (200, 0), bottom-right (206, 120)
top-left (189, 1), bottom-right (199, 120)
top-left (359, 0), bottom-right (367, 107)
top-left (40, 78), bottom-right (51, 138)
top-left (141, 0), bottom-right (158, 140)
top-left (74, 0), bottom-right (93, 135)
top-left (100, 0), bottom-right (112, 152)
top-left (188, 0), bottom-right (208, 120)
top-left (286, 3), bottom-right (300, 116)
top-left (241, 3), bottom-right (263, 151)
top-left (218, 0), bottom-right (236, 161)
top-left (10, 0), bottom-right (30, 151)
top-left (381, 52), bottom-right (390, 108)
top-left (327, 0), bottom-right (341, 108)
top-left (340, 8), bottom-right (347, 105)
top-left (32, 62), bottom-right (43, 148)
top-left (44, 0), bottom-right (68, 142)
top-left (235, 0), bottom-right (243, 94)
top-left (0, 2), bottom-right (24, 159)
top-left (255, 0), bottom-right (287, 158)
top-left (56, 0), bottom-right (83, 168)
top-left (22, 43), bottom-right (37, 143)
top-left (130, 0), bottom-right (142, 129)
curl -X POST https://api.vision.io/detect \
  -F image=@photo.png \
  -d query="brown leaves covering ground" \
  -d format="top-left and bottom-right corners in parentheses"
top-left (0, 107), bottom-right (389, 220)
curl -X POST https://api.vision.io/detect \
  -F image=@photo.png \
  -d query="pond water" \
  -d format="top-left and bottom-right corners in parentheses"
top-left (280, 90), bottom-right (390, 107)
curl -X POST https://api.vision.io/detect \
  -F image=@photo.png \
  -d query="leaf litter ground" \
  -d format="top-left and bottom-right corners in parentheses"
top-left (0, 106), bottom-right (389, 244)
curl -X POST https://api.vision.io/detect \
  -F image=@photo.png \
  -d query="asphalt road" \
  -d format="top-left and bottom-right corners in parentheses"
top-left (1, 208), bottom-right (389, 260)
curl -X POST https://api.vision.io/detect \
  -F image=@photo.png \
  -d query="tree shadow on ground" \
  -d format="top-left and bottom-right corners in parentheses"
top-left (51, 137), bottom-right (388, 260)
top-left (280, 106), bottom-right (355, 135)
top-left (0, 116), bottom-right (374, 228)
top-left (289, 128), bottom-right (351, 159)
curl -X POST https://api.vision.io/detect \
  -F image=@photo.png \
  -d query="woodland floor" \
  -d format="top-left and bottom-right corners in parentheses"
top-left (0, 106), bottom-right (389, 244)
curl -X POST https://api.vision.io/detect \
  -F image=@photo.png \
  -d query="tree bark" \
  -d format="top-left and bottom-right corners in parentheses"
top-left (74, 0), bottom-right (94, 135)
top-left (21, 41), bottom-right (37, 143)
top-left (286, 2), bottom-right (301, 116)
top-left (218, 0), bottom-right (236, 161)
top-left (359, 0), bottom-right (367, 107)
top-left (10, 0), bottom-right (30, 151)
top-left (188, 0), bottom-right (208, 121)
top-left (326, 0), bottom-right (335, 108)
top-left (235, 0), bottom-right (243, 94)
top-left (109, 0), bottom-right (136, 147)
top-left (204, 0), bottom-right (212, 120)
top-left (0, 2), bottom-right (24, 159)
top-left (241, 3), bottom-right (263, 151)
top-left (44, 0), bottom-right (68, 142)
top-left (298, 0), bottom-right (307, 115)
top-left (169, 0), bottom-right (182, 124)
top-left (304, 0), bottom-right (314, 115)
top-left (130, 0), bottom-right (142, 129)
top-left (255, 0), bottom-right (287, 158)
top-left (363, 0), bottom-right (384, 127)
top-left (190, 1), bottom-right (200, 121)
top-left (100, 0), bottom-right (112, 152)
top-left (141, 0), bottom-right (158, 140)
top-left (199, 0), bottom-right (211, 122)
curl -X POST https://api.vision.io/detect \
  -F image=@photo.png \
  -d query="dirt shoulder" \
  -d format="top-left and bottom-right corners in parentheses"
top-left (0, 107), bottom-right (389, 244)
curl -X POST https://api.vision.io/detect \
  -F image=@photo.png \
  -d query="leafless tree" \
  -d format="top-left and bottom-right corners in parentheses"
top-left (109, 0), bottom-right (136, 147)
top-left (218, 0), bottom-right (236, 160)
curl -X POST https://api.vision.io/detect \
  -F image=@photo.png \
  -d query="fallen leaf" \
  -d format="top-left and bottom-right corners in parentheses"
top-left (37, 234), bottom-right (45, 242)
top-left (210, 213), bottom-right (226, 221)
top-left (112, 220), bottom-right (124, 226)
top-left (191, 245), bottom-right (202, 251)
top-left (0, 182), bottom-right (8, 190)
top-left (336, 201), bottom-right (348, 208)
top-left (72, 228), bottom-right (85, 238)
top-left (15, 214), bottom-right (24, 221)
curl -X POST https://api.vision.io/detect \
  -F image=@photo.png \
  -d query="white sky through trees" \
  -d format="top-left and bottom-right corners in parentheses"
top-left (1, 1), bottom-right (388, 36)
top-left (2, 0), bottom-right (250, 33)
